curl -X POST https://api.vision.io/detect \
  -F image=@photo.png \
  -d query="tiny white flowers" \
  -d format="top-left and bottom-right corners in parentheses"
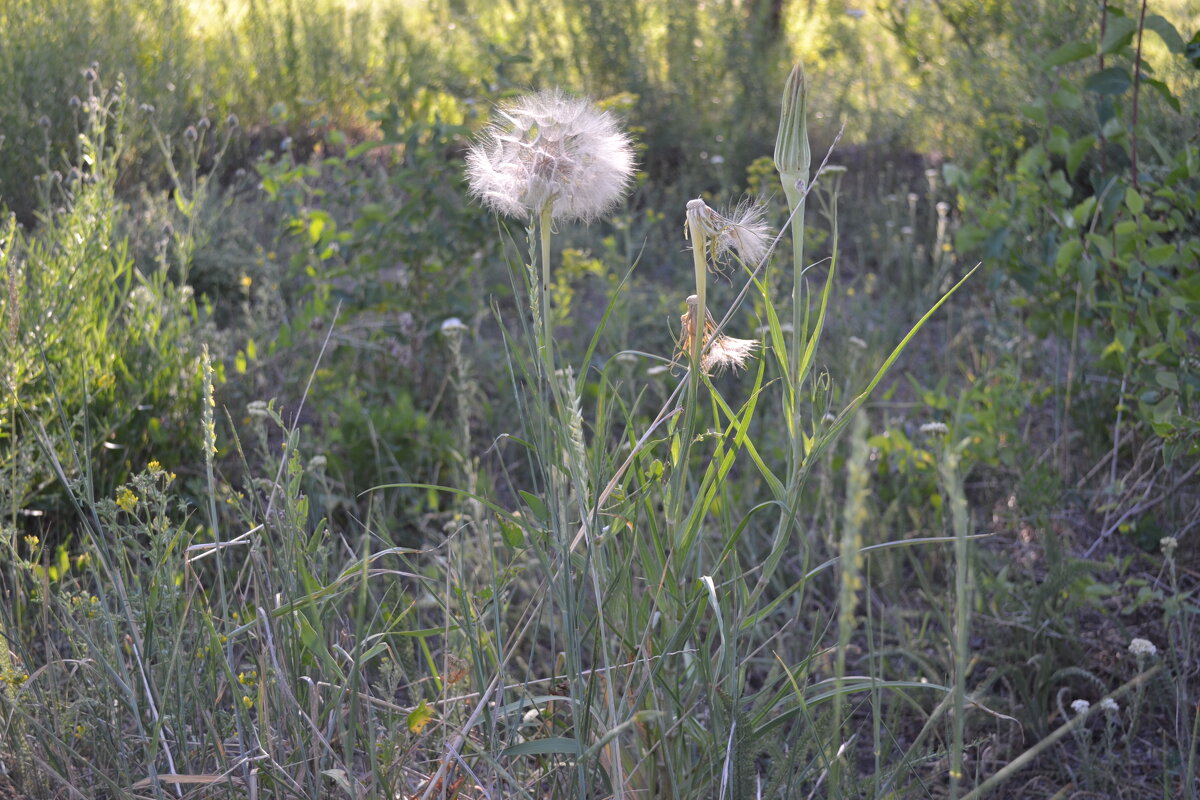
top-left (466, 90), bottom-right (635, 222)
top-left (1099, 698), bottom-right (1119, 713)
top-left (686, 197), bottom-right (773, 267)
top-left (1129, 638), bottom-right (1157, 657)
top-left (920, 421), bottom-right (950, 435)
top-left (1070, 699), bottom-right (1090, 715)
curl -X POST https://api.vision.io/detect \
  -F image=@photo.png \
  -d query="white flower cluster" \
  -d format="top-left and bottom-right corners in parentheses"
top-left (1128, 638), bottom-right (1157, 657)
top-left (1070, 699), bottom-right (1090, 715)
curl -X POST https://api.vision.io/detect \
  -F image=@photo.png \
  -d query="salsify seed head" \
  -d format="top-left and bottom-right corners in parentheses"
top-left (686, 197), bottom-right (773, 268)
top-left (466, 89), bottom-right (635, 222)
top-left (677, 295), bottom-right (759, 375)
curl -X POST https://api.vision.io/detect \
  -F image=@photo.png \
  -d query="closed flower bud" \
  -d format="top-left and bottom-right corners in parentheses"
top-left (774, 62), bottom-right (811, 200)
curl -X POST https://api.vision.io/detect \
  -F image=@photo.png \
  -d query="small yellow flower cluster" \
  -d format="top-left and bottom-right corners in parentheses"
top-left (1, 661), bottom-right (29, 690)
top-left (238, 669), bottom-right (259, 710)
top-left (115, 486), bottom-right (139, 512)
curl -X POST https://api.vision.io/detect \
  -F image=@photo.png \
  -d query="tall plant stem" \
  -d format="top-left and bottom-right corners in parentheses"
top-left (787, 187), bottom-right (807, 472)
top-left (539, 204), bottom-right (556, 391)
top-left (688, 215), bottom-right (708, 381)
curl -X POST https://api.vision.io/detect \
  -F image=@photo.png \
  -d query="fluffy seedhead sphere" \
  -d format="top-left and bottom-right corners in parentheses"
top-left (466, 90), bottom-right (635, 222)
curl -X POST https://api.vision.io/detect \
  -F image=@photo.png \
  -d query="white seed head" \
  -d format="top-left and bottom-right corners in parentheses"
top-left (466, 89), bottom-right (635, 222)
top-left (703, 334), bottom-right (759, 374)
top-left (440, 317), bottom-right (468, 336)
top-left (686, 197), bottom-right (773, 267)
top-left (1128, 638), bottom-right (1157, 657)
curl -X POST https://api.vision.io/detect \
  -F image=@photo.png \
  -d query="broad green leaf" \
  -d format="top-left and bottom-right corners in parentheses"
top-left (1085, 67), bottom-right (1132, 95)
top-left (1048, 126), bottom-right (1069, 157)
top-left (1051, 85), bottom-right (1084, 111)
top-left (1055, 238), bottom-right (1083, 276)
top-left (1044, 40), bottom-right (1094, 67)
top-left (1125, 187), bottom-right (1145, 215)
top-left (1146, 243), bottom-right (1176, 266)
top-left (1100, 16), bottom-right (1137, 54)
top-left (1144, 14), bottom-right (1185, 53)
top-left (1156, 371), bottom-right (1180, 391)
top-left (518, 490), bottom-right (548, 522)
top-left (498, 517), bottom-right (525, 548)
top-left (1141, 77), bottom-right (1181, 112)
top-left (1067, 135), bottom-right (1096, 177)
top-left (1049, 171), bottom-right (1073, 198)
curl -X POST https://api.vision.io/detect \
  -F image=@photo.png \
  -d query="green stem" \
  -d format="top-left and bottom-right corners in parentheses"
top-left (539, 204), bottom-right (555, 390)
top-left (688, 215), bottom-right (708, 376)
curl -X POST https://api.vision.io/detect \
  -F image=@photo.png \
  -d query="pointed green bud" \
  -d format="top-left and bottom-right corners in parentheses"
top-left (774, 62), bottom-right (811, 208)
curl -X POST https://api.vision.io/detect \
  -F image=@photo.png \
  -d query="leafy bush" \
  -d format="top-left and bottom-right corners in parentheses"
top-left (1, 83), bottom-right (207, 520)
top-left (947, 5), bottom-right (1199, 529)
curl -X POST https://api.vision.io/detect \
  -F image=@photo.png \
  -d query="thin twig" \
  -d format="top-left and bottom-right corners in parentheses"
top-left (1084, 458), bottom-right (1200, 557)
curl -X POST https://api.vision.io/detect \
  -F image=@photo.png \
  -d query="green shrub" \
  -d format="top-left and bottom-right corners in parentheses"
top-left (1, 82), bottom-right (207, 521)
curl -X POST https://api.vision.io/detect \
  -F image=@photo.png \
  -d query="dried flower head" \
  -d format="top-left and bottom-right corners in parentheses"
top-left (686, 197), bottom-right (773, 269)
top-left (677, 295), bottom-right (759, 374)
top-left (1070, 699), bottom-right (1090, 715)
top-left (466, 89), bottom-right (635, 222)
top-left (1128, 638), bottom-right (1157, 657)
